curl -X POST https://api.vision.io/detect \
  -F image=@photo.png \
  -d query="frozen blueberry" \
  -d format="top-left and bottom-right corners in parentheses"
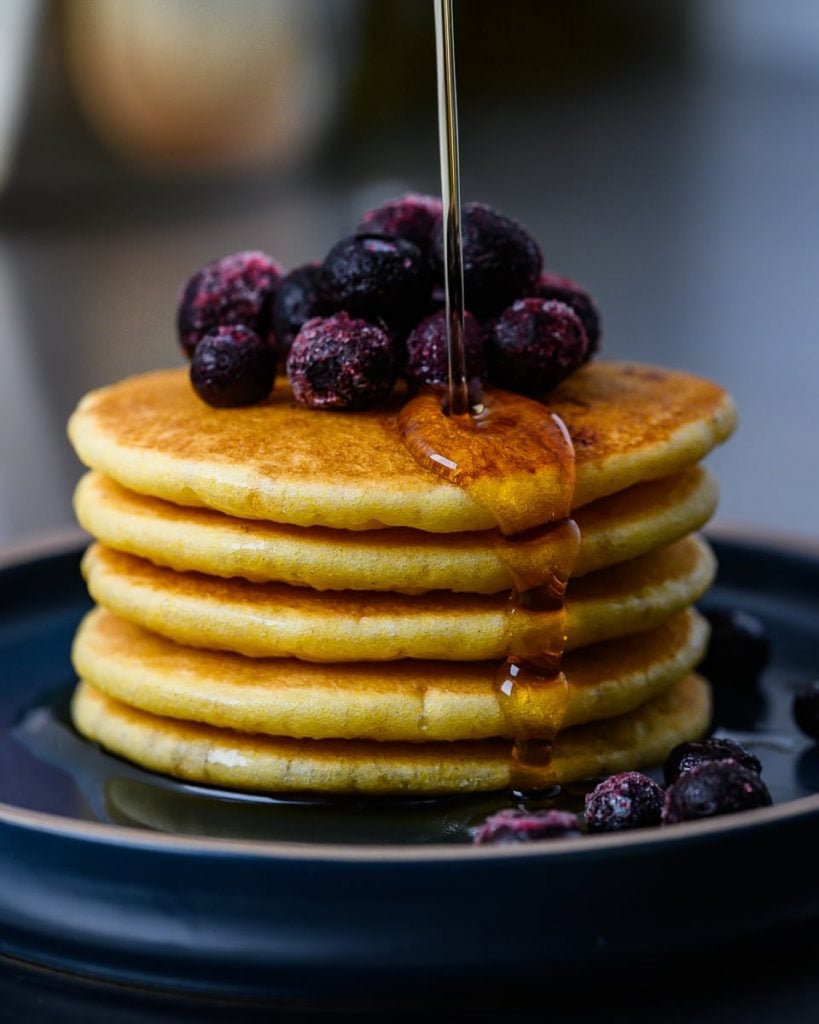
top-left (699, 609), bottom-right (771, 687)
top-left (189, 325), bottom-right (275, 408)
top-left (793, 680), bottom-right (819, 740)
top-left (487, 298), bottom-right (588, 396)
top-left (272, 263), bottom-right (326, 355)
top-left (472, 808), bottom-right (580, 845)
top-left (320, 234), bottom-right (431, 330)
top-left (533, 272), bottom-right (601, 358)
top-left (430, 202), bottom-right (543, 320)
top-left (356, 193), bottom-right (443, 251)
top-left (662, 760), bottom-right (772, 824)
top-left (663, 738), bottom-right (763, 785)
top-left (286, 312), bottom-right (396, 410)
top-left (584, 772), bottom-right (664, 832)
top-left (177, 250), bottom-right (283, 358)
top-left (404, 309), bottom-right (486, 392)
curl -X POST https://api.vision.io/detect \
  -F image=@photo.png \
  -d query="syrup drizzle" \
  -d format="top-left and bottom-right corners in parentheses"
top-left (399, 1), bottom-right (581, 791)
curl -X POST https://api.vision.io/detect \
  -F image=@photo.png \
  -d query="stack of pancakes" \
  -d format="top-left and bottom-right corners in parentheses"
top-left (67, 361), bottom-right (736, 794)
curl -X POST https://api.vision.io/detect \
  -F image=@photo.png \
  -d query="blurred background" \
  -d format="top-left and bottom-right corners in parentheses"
top-left (1, 0), bottom-right (818, 551)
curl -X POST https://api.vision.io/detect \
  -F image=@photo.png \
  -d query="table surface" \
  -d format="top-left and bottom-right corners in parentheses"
top-left (1, 49), bottom-right (818, 1023)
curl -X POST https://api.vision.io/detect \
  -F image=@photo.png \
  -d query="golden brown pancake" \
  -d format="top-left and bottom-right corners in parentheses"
top-left (72, 606), bottom-right (707, 742)
top-left (81, 535), bottom-right (716, 661)
top-left (71, 674), bottom-right (711, 794)
top-left (67, 363), bottom-right (736, 532)
top-left (74, 465), bottom-right (718, 591)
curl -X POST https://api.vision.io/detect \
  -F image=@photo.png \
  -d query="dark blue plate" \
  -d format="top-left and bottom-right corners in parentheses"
top-left (0, 535), bottom-right (817, 1001)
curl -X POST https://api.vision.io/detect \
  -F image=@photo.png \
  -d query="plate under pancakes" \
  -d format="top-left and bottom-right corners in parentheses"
top-left (72, 674), bottom-right (711, 795)
top-left (81, 535), bottom-right (716, 661)
top-left (67, 362), bottom-right (737, 532)
top-left (73, 607), bottom-right (708, 742)
top-left (75, 465), bottom-right (718, 591)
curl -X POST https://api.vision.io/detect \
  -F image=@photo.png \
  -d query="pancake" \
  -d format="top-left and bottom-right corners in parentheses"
top-left (73, 607), bottom-right (708, 742)
top-left (71, 674), bottom-right (711, 794)
top-left (74, 465), bottom-right (718, 592)
top-left (81, 535), bottom-right (716, 661)
top-left (67, 362), bottom-right (736, 533)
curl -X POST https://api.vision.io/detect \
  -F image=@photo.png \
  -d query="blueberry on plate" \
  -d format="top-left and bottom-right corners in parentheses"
top-left (793, 680), bottom-right (819, 740)
top-left (584, 772), bottom-right (664, 832)
top-left (472, 808), bottom-right (580, 845)
top-left (699, 609), bottom-right (771, 687)
top-left (662, 760), bottom-right (772, 824)
top-left (663, 737), bottom-right (763, 785)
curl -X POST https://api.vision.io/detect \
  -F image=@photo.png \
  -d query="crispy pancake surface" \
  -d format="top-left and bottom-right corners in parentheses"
top-left (73, 607), bottom-right (707, 742)
top-left (72, 675), bottom-right (710, 795)
top-left (68, 363), bottom-right (736, 532)
top-left (75, 466), bottom-right (718, 591)
top-left (81, 536), bottom-right (716, 661)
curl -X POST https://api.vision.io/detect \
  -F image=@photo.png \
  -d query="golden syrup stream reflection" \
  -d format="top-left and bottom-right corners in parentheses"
top-left (397, 388), bottom-right (580, 791)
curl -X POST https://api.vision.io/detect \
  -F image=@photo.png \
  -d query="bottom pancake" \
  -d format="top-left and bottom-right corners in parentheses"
top-left (72, 675), bottom-right (710, 795)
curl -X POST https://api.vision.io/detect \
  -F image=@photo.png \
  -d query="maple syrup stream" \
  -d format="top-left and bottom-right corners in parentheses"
top-left (399, 1), bottom-right (580, 791)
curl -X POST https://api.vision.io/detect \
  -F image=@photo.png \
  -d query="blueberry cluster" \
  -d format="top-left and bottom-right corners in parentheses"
top-left (473, 737), bottom-right (772, 845)
top-left (176, 195), bottom-right (601, 409)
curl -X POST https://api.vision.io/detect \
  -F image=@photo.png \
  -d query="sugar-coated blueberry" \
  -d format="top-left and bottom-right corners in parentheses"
top-left (190, 325), bottom-right (275, 408)
top-left (286, 312), bottom-right (397, 410)
top-left (487, 298), bottom-right (588, 396)
top-left (356, 193), bottom-right (443, 251)
top-left (533, 272), bottom-right (601, 358)
top-left (584, 772), bottom-right (664, 832)
top-left (177, 250), bottom-right (283, 358)
top-left (663, 738), bottom-right (763, 785)
top-left (272, 263), bottom-right (326, 355)
top-left (320, 234), bottom-right (431, 330)
top-left (404, 309), bottom-right (486, 392)
top-left (662, 760), bottom-right (772, 824)
top-left (472, 808), bottom-right (581, 845)
top-left (430, 202), bottom-right (543, 320)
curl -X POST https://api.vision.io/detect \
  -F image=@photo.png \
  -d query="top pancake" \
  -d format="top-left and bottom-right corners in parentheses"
top-left (68, 362), bottom-right (736, 533)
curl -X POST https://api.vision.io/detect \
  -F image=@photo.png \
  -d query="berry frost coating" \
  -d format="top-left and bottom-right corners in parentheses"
top-left (356, 193), bottom-right (443, 251)
top-left (662, 760), bottom-right (772, 824)
top-left (663, 737), bottom-right (763, 785)
top-left (487, 298), bottom-right (589, 396)
top-left (287, 312), bottom-right (397, 411)
top-left (272, 263), bottom-right (326, 354)
top-left (584, 772), bottom-right (664, 832)
top-left (177, 250), bottom-right (283, 359)
top-left (404, 309), bottom-right (486, 392)
top-left (533, 272), bottom-right (601, 358)
top-left (320, 234), bottom-right (431, 329)
top-left (189, 325), bottom-right (275, 408)
top-left (472, 808), bottom-right (580, 845)
top-left (430, 202), bottom-right (543, 320)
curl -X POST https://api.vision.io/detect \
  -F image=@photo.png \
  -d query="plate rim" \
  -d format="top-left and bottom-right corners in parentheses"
top-left (1, 526), bottom-right (817, 862)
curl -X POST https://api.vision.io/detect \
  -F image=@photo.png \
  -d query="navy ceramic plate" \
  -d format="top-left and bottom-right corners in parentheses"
top-left (0, 533), bottom-right (817, 1002)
